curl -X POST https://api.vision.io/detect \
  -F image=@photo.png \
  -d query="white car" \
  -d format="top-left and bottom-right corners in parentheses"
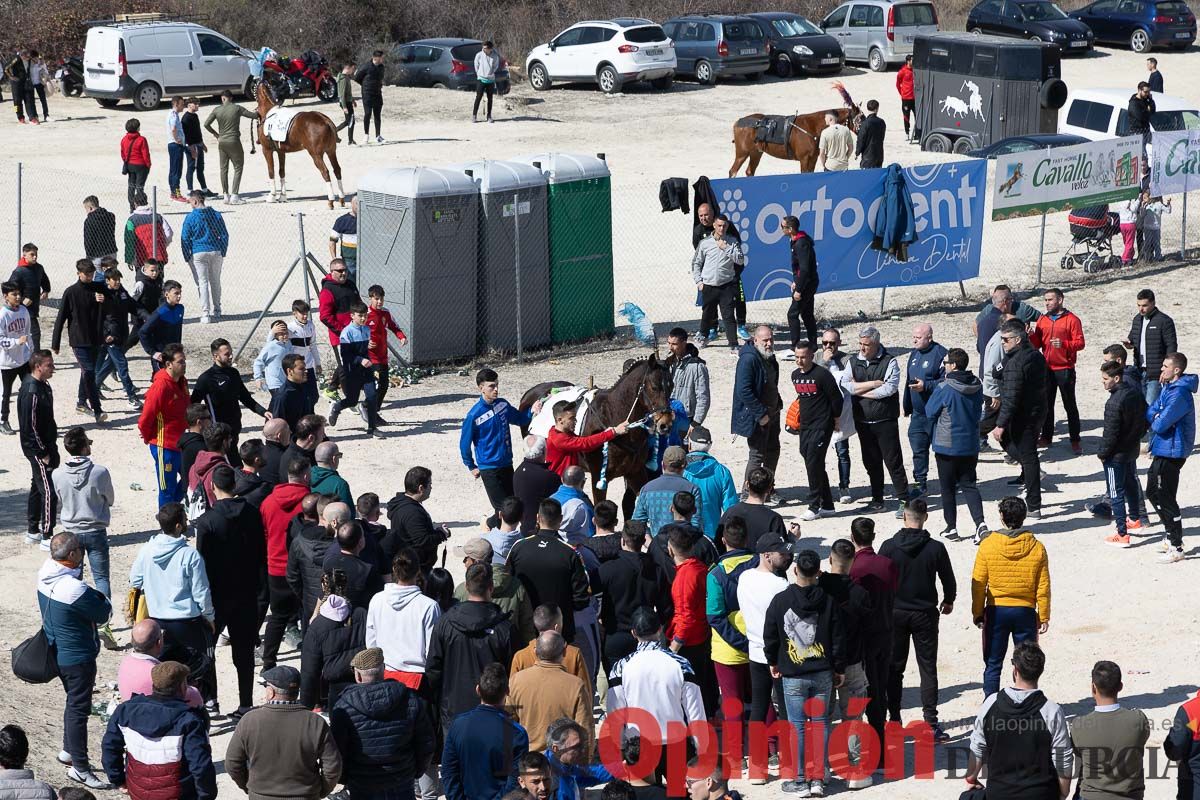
top-left (1058, 88), bottom-right (1200, 141)
top-left (84, 18), bottom-right (254, 110)
top-left (525, 18), bottom-right (677, 94)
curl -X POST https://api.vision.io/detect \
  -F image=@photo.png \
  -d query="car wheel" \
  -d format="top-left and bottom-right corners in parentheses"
top-left (96, 98), bottom-right (120, 108)
top-left (650, 74), bottom-right (674, 90)
top-left (969, 27), bottom-right (984, 34)
top-left (597, 65), bottom-right (622, 94)
top-left (431, 82), bottom-right (448, 90)
top-left (132, 81), bottom-right (161, 111)
top-left (868, 47), bottom-right (886, 72)
top-left (925, 133), bottom-right (952, 152)
top-left (774, 55), bottom-right (793, 78)
top-left (1029, 34), bottom-right (1044, 41)
top-left (1130, 29), bottom-right (1150, 52)
top-left (696, 59), bottom-right (715, 85)
top-left (529, 62), bottom-right (551, 91)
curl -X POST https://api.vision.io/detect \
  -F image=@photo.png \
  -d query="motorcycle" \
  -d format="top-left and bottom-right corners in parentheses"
top-left (251, 48), bottom-right (336, 102)
top-left (56, 55), bottom-right (84, 97)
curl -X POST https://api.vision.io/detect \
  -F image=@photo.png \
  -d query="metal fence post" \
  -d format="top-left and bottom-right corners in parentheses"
top-left (513, 193), bottom-right (523, 362)
top-left (879, 285), bottom-right (887, 314)
top-left (1182, 190), bottom-right (1189, 260)
top-left (16, 162), bottom-right (22, 258)
top-left (151, 186), bottom-right (158, 261)
top-left (296, 212), bottom-right (310, 308)
top-left (1035, 211), bottom-right (1047, 287)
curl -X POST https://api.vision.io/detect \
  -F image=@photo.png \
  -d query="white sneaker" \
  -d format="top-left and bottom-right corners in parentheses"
top-left (809, 781), bottom-right (826, 797)
top-left (846, 774), bottom-right (874, 789)
top-left (974, 522), bottom-right (990, 546)
top-left (66, 767), bottom-right (111, 790)
top-left (800, 509), bottom-right (821, 521)
top-left (838, 492), bottom-right (853, 504)
top-left (1158, 547), bottom-right (1184, 564)
top-left (200, 315), bottom-right (212, 324)
top-left (1158, 537), bottom-right (1171, 553)
top-left (941, 528), bottom-right (957, 539)
top-left (375, 135), bottom-right (384, 144)
top-left (57, 750), bottom-right (72, 766)
top-left (229, 194), bottom-right (244, 205)
top-left (39, 539), bottom-right (50, 551)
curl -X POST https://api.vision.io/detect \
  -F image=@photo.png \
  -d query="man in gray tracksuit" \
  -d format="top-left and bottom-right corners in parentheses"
top-left (691, 217), bottom-right (744, 352)
top-left (666, 327), bottom-right (710, 432)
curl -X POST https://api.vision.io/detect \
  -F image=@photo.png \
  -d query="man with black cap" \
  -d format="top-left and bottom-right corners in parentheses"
top-left (683, 425), bottom-right (739, 541)
top-left (330, 647), bottom-right (435, 800)
top-left (225, 665), bottom-right (342, 800)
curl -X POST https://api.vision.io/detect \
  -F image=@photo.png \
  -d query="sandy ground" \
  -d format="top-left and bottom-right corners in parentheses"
top-left (1, 42), bottom-right (1199, 799)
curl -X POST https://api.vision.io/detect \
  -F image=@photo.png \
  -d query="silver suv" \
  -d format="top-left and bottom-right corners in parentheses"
top-left (822, 0), bottom-right (939, 71)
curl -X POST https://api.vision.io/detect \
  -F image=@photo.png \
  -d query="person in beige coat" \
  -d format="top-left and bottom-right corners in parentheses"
top-left (507, 631), bottom-right (593, 752)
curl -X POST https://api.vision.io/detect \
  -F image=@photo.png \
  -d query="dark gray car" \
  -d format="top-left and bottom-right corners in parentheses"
top-left (747, 12), bottom-right (846, 77)
top-left (662, 15), bottom-right (771, 83)
top-left (389, 38), bottom-right (510, 93)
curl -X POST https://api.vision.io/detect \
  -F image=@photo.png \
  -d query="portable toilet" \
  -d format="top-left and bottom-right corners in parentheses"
top-left (510, 153), bottom-right (613, 343)
top-left (356, 166), bottom-right (479, 363)
top-left (454, 160), bottom-right (551, 353)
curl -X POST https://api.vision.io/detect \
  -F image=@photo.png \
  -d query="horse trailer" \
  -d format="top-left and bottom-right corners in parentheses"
top-left (912, 32), bottom-right (1068, 154)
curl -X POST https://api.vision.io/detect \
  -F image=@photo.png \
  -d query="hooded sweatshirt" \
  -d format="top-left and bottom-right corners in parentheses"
top-left (971, 528), bottom-right (1050, 623)
top-left (0, 302), bottom-right (33, 369)
top-left (188, 449), bottom-right (229, 505)
top-left (138, 368), bottom-right (190, 450)
top-left (365, 583), bottom-right (441, 672)
top-left (762, 583), bottom-right (845, 677)
top-left (926, 369), bottom-right (984, 457)
top-left (38, 558), bottom-right (111, 666)
top-left (1147, 373), bottom-right (1197, 459)
top-left (261, 482), bottom-right (310, 576)
top-left (878, 528), bottom-right (957, 613)
top-left (53, 455), bottom-right (114, 533)
top-left (425, 600), bottom-right (514, 731)
top-left (129, 534), bottom-right (213, 621)
top-left (683, 451), bottom-right (739, 539)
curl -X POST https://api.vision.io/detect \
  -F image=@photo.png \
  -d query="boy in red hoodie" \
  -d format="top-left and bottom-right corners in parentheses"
top-left (137, 343), bottom-right (190, 507)
top-left (546, 400), bottom-right (628, 476)
top-left (365, 284), bottom-right (407, 418)
top-left (666, 512), bottom-right (717, 717)
top-left (258, 457), bottom-right (311, 670)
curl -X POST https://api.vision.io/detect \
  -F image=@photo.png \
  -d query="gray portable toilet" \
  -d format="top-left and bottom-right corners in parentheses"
top-left (453, 160), bottom-right (551, 354)
top-left (356, 167), bottom-right (479, 363)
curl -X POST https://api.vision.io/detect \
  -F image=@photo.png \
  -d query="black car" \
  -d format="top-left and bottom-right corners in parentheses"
top-left (746, 12), bottom-right (845, 77)
top-left (1069, 0), bottom-right (1196, 52)
top-left (388, 38), bottom-right (511, 92)
top-left (968, 0), bottom-right (1096, 51)
top-left (967, 132), bottom-right (1088, 158)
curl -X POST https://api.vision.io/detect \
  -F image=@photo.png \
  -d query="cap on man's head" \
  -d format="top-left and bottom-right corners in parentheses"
top-left (259, 665), bottom-right (300, 691)
top-left (755, 532), bottom-right (791, 554)
top-left (350, 647), bottom-right (384, 671)
top-left (688, 425), bottom-right (712, 445)
top-left (454, 537), bottom-right (494, 562)
top-left (151, 661), bottom-right (190, 694)
top-left (662, 445), bottom-right (687, 468)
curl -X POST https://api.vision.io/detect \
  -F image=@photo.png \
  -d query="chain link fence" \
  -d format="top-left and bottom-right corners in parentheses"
top-left (1, 159), bottom-right (1197, 378)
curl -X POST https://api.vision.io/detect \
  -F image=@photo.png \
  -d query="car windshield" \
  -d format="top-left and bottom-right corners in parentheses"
top-left (770, 16), bottom-right (825, 36)
top-left (1152, 110), bottom-right (1200, 131)
top-left (625, 25), bottom-right (668, 43)
top-left (450, 43), bottom-right (482, 60)
top-left (1019, 2), bottom-right (1069, 19)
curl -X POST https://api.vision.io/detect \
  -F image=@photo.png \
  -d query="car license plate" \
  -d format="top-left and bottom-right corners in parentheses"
top-left (1176, 31), bottom-right (1191, 37)
top-left (822, 57), bottom-right (840, 64)
top-left (646, 48), bottom-right (663, 55)
top-left (740, 48), bottom-right (757, 55)
top-left (904, 35), bottom-right (915, 42)
top-left (1070, 40), bottom-right (1087, 46)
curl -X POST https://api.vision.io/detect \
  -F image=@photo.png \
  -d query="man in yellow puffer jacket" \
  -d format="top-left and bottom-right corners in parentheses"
top-left (971, 496), bottom-right (1050, 697)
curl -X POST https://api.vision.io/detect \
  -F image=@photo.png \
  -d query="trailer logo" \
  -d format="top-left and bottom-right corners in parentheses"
top-left (939, 80), bottom-right (986, 121)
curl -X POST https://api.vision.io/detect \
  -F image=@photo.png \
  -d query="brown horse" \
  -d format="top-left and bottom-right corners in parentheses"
top-left (253, 79), bottom-right (345, 208)
top-left (728, 83), bottom-right (865, 177)
top-left (519, 354), bottom-right (675, 517)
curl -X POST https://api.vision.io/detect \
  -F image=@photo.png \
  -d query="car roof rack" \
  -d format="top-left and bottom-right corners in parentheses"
top-left (83, 12), bottom-right (211, 28)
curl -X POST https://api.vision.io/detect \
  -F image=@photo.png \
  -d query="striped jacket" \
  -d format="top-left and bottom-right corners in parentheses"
top-left (102, 693), bottom-right (217, 800)
top-left (37, 559), bottom-right (110, 666)
top-left (138, 368), bottom-right (189, 451)
top-left (124, 206), bottom-right (174, 267)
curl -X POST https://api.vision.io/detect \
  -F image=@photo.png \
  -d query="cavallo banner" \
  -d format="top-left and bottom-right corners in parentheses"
top-left (1150, 130), bottom-right (1200, 196)
top-left (990, 136), bottom-right (1143, 220)
top-left (710, 162), bottom-right (986, 298)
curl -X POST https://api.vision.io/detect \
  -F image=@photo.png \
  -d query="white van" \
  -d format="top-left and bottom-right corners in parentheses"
top-left (84, 19), bottom-right (254, 110)
top-left (1058, 88), bottom-right (1200, 141)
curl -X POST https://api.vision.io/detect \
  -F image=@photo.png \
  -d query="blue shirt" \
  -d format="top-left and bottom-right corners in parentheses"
top-left (547, 751), bottom-right (612, 800)
top-left (253, 338), bottom-right (289, 390)
top-left (459, 396), bottom-right (533, 471)
top-left (631, 473), bottom-right (701, 536)
top-left (180, 206), bottom-right (229, 260)
top-left (440, 704), bottom-right (529, 800)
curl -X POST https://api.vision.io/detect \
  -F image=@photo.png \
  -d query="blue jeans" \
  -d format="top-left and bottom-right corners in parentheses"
top-left (74, 529), bottom-right (111, 599)
top-left (1144, 378), bottom-right (1162, 407)
top-left (982, 605), bottom-right (1038, 697)
top-left (95, 343), bottom-right (137, 399)
top-left (167, 142), bottom-right (186, 193)
top-left (782, 671), bottom-right (834, 784)
top-left (834, 439), bottom-right (851, 491)
top-left (1103, 460), bottom-right (1143, 535)
top-left (149, 445), bottom-right (183, 507)
top-left (907, 413), bottom-right (933, 487)
top-left (72, 346), bottom-right (102, 413)
top-left (59, 660), bottom-right (97, 768)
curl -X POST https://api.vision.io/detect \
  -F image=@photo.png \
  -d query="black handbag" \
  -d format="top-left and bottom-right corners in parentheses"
top-left (959, 786), bottom-right (986, 800)
top-left (11, 628), bottom-right (60, 684)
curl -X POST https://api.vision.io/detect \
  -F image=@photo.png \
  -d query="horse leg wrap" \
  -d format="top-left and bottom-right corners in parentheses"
top-left (596, 443), bottom-right (610, 491)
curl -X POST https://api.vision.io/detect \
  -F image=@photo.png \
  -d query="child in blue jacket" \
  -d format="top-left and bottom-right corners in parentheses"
top-left (327, 303), bottom-right (382, 438)
top-left (138, 280), bottom-right (184, 374)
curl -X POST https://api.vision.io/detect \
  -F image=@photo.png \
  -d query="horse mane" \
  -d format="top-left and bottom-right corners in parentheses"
top-left (831, 81), bottom-right (855, 109)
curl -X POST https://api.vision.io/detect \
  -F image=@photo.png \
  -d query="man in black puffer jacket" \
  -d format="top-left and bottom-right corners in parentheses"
top-left (299, 568), bottom-right (367, 710)
top-left (992, 319), bottom-right (1047, 517)
top-left (1126, 288), bottom-right (1177, 407)
top-left (383, 467), bottom-right (448, 573)
top-left (1098, 361), bottom-right (1149, 545)
top-left (288, 502), bottom-right (350, 633)
top-left (330, 647), bottom-right (434, 798)
top-left (353, 51), bottom-right (386, 143)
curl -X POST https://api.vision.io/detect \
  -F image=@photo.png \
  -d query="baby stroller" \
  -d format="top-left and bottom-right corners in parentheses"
top-left (1060, 204), bottom-right (1120, 274)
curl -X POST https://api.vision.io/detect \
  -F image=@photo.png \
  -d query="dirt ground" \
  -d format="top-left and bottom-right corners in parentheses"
top-left (1, 42), bottom-right (1198, 799)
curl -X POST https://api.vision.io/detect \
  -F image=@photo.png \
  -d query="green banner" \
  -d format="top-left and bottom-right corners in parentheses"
top-left (991, 136), bottom-right (1143, 221)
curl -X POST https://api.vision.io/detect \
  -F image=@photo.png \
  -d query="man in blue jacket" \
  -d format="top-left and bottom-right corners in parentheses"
top-left (683, 426), bottom-right (738, 540)
top-left (1145, 351), bottom-right (1196, 564)
top-left (138, 280), bottom-right (185, 375)
top-left (733, 325), bottom-right (781, 493)
top-left (545, 717), bottom-right (611, 800)
top-left (903, 323), bottom-right (948, 497)
top-left (924, 347), bottom-right (985, 542)
top-left (460, 368), bottom-right (535, 529)
top-left (179, 192), bottom-right (228, 324)
top-left (37, 531), bottom-right (113, 790)
top-left (441, 662), bottom-right (529, 800)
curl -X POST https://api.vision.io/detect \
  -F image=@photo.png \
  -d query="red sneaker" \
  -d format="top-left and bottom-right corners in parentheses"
top-left (1126, 518), bottom-right (1143, 531)
top-left (29, 118), bottom-right (39, 125)
top-left (1037, 436), bottom-right (1052, 448)
top-left (1105, 532), bottom-right (1131, 548)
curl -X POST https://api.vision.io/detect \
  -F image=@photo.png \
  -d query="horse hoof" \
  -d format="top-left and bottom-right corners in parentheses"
top-left (327, 201), bottom-right (334, 210)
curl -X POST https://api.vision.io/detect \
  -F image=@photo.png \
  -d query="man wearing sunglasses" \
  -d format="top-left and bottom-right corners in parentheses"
top-left (317, 258), bottom-right (361, 403)
top-left (819, 329), bottom-right (856, 504)
top-left (991, 320), bottom-right (1047, 519)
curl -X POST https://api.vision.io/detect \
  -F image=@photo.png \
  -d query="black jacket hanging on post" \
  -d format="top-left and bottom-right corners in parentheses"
top-left (658, 178), bottom-right (690, 214)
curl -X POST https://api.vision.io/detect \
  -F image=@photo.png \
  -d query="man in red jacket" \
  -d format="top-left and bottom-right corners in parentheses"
top-left (259, 456), bottom-right (311, 671)
top-left (1034, 288), bottom-right (1086, 453)
top-left (137, 343), bottom-right (189, 507)
top-left (896, 54), bottom-right (916, 142)
top-left (546, 400), bottom-right (629, 476)
top-left (317, 259), bottom-right (361, 402)
top-left (666, 521), bottom-right (717, 716)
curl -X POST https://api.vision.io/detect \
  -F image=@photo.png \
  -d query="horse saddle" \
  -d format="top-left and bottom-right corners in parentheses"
top-left (263, 106), bottom-right (301, 143)
top-left (527, 386), bottom-right (596, 438)
top-left (738, 114), bottom-right (796, 150)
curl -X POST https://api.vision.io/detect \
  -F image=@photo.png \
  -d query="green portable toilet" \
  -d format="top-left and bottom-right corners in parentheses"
top-left (510, 152), bottom-right (613, 343)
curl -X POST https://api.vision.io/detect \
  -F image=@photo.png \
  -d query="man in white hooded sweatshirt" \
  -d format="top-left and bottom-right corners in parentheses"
top-left (365, 546), bottom-right (441, 691)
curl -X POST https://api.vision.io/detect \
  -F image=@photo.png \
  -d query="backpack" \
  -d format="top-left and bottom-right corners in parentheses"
top-left (184, 481), bottom-right (210, 521)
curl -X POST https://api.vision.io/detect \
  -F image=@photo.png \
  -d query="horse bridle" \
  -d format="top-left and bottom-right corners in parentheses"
top-left (622, 361), bottom-right (672, 426)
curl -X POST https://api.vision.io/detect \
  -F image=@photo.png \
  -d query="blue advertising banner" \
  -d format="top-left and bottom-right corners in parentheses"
top-left (711, 161), bottom-right (987, 299)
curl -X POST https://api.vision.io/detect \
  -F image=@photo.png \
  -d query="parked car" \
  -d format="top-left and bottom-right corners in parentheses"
top-left (84, 18), bottom-right (254, 110)
top-left (662, 15), bottom-right (770, 83)
top-left (1069, 0), bottom-right (1196, 51)
top-left (967, 0), bottom-right (1095, 51)
top-left (1058, 88), bottom-right (1200, 141)
top-left (389, 38), bottom-right (510, 93)
top-left (746, 12), bottom-right (845, 77)
top-left (967, 132), bottom-right (1088, 157)
top-left (821, 0), bottom-right (939, 71)
top-left (525, 18), bottom-right (675, 93)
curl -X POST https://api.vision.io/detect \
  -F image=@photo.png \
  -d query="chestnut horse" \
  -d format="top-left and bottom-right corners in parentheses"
top-left (252, 79), bottom-right (346, 208)
top-left (728, 83), bottom-right (865, 176)
top-left (519, 354), bottom-right (675, 517)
